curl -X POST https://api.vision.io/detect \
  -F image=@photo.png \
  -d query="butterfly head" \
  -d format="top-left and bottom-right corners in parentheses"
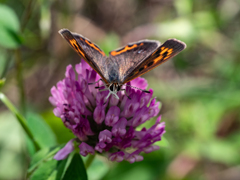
top-left (109, 83), bottom-right (121, 92)
top-left (106, 83), bottom-right (122, 100)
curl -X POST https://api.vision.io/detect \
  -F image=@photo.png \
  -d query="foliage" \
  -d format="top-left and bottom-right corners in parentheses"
top-left (0, 0), bottom-right (240, 179)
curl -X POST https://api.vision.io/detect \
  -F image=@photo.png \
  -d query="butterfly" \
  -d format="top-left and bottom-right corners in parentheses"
top-left (59, 29), bottom-right (186, 99)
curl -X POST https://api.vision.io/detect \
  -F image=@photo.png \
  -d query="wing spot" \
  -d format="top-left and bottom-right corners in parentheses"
top-left (162, 51), bottom-right (168, 57)
top-left (139, 67), bottom-right (144, 72)
top-left (84, 39), bottom-right (105, 56)
top-left (111, 43), bottom-right (144, 56)
top-left (154, 55), bottom-right (163, 63)
top-left (160, 47), bottom-right (168, 54)
top-left (159, 47), bottom-right (174, 60)
top-left (73, 44), bottom-right (78, 50)
top-left (147, 61), bottom-right (154, 67)
top-left (70, 39), bottom-right (85, 57)
top-left (164, 48), bottom-right (173, 60)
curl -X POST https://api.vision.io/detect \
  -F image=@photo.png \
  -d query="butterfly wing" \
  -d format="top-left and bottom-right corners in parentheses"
top-left (110, 39), bottom-right (186, 84)
top-left (59, 29), bottom-right (109, 83)
top-left (108, 40), bottom-right (161, 83)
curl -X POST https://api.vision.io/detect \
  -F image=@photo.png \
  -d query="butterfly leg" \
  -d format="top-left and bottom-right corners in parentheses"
top-left (103, 91), bottom-right (119, 105)
top-left (99, 88), bottom-right (108, 92)
top-left (88, 79), bottom-right (105, 85)
top-left (88, 79), bottom-right (110, 91)
top-left (120, 89), bottom-right (131, 100)
top-left (105, 91), bottom-right (119, 100)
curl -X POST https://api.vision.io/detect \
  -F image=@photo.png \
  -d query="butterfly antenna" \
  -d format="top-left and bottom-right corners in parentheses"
top-left (120, 89), bottom-right (131, 99)
top-left (88, 79), bottom-right (110, 90)
top-left (122, 84), bottom-right (150, 93)
top-left (95, 85), bottom-right (105, 89)
top-left (88, 79), bottom-right (108, 85)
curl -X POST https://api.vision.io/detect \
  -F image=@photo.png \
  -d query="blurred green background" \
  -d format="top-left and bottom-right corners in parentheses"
top-left (0, 0), bottom-right (240, 179)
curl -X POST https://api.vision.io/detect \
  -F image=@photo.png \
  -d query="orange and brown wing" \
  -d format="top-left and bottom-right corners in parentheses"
top-left (121, 39), bottom-right (186, 84)
top-left (59, 29), bottom-right (108, 83)
top-left (108, 40), bottom-right (160, 83)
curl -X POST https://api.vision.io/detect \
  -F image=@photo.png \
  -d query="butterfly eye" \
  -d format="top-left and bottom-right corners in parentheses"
top-left (109, 84), bottom-right (114, 91)
top-left (117, 85), bottom-right (121, 91)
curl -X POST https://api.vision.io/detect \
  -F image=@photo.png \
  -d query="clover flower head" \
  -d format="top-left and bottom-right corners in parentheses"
top-left (49, 60), bottom-right (165, 163)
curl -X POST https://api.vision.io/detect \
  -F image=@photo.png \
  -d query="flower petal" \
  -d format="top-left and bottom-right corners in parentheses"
top-left (93, 105), bottom-right (105, 124)
top-left (79, 142), bottom-right (95, 156)
top-left (109, 151), bottom-right (125, 162)
top-left (54, 139), bottom-right (75, 160)
top-left (105, 106), bottom-right (120, 126)
top-left (112, 117), bottom-right (127, 137)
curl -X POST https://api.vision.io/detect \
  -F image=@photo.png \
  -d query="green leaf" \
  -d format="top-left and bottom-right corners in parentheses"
top-left (41, 110), bottom-right (75, 144)
top-left (62, 153), bottom-right (88, 180)
top-left (203, 140), bottom-right (239, 164)
top-left (0, 27), bottom-right (22, 48)
top-left (28, 146), bottom-right (62, 173)
top-left (87, 156), bottom-right (109, 180)
top-left (0, 96), bottom-right (55, 151)
top-left (28, 145), bottom-right (69, 180)
top-left (0, 4), bottom-right (22, 48)
top-left (0, 93), bottom-right (41, 150)
top-left (0, 5), bottom-right (19, 31)
top-left (0, 111), bottom-right (27, 179)
top-left (55, 158), bottom-right (69, 180)
top-left (27, 112), bottom-right (57, 149)
top-left (0, 78), bottom-right (6, 88)
top-left (29, 159), bottom-right (58, 180)
top-left (29, 151), bottom-right (87, 180)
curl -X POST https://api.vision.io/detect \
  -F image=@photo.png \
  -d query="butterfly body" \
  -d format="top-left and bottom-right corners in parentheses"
top-left (59, 29), bottom-right (186, 99)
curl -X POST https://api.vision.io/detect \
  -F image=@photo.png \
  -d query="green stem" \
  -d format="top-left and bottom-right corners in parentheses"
top-left (14, 0), bottom-right (35, 115)
top-left (0, 50), bottom-right (12, 79)
top-left (15, 49), bottom-right (26, 115)
top-left (0, 93), bottom-right (41, 151)
top-left (20, 0), bottom-right (34, 32)
top-left (85, 154), bottom-right (96, 169)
